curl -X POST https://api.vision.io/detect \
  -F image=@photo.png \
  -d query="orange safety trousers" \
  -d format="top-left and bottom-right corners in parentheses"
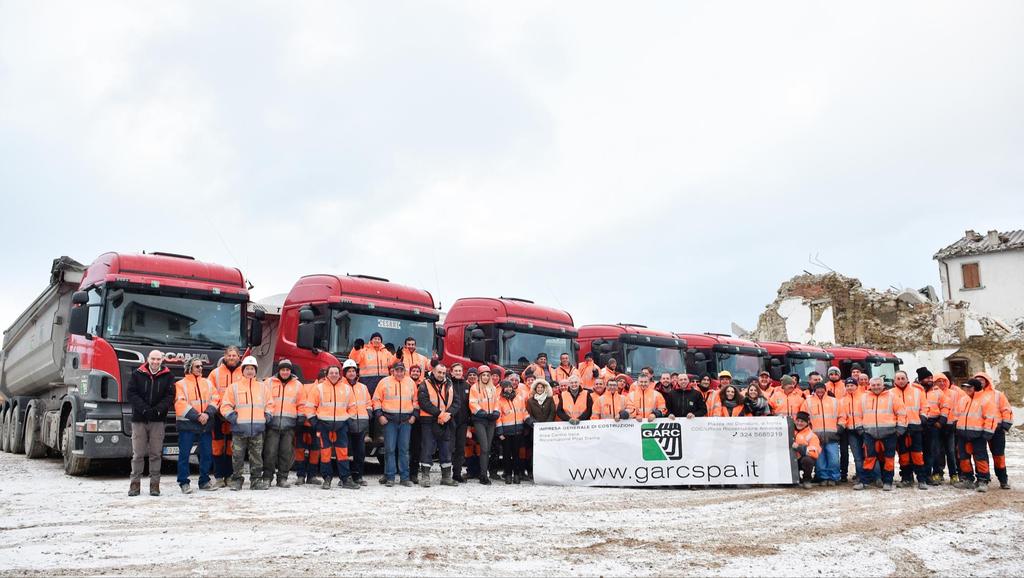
top-left (958, 438), bottom-right (991, 483)
top-left (317, 422), bottom-right (351, 479)
top-left (294, 423), bottom-right (321, 477)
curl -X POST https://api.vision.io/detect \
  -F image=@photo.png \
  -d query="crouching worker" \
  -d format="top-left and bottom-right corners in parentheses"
top-left (792, 411), bottom-right (821, 490)
top-left (306, 364), bottom-right (360, 490)
top-left (174, 357), bottom-right (219, 494)
top-left (219, 356), bottom-right (270, 491)
top-left (417, 363), bottom-right (461, 487)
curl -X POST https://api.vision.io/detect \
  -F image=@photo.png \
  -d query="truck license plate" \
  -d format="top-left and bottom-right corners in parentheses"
top-left (163, 447), bottom-right (179, 456)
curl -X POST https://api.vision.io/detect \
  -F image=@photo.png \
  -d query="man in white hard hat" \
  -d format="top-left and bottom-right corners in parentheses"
top-left (219, 356), bottom-right (271, 491)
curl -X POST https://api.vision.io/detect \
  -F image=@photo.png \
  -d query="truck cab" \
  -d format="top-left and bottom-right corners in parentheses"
top-left (826, 346), bottom-right (902, 386)
top-left (277, 274), bottom-right (442, 389)
top-left (442, 297), bottom-right (577, 377)
top-left (678, 333), bottom-right (768, 387)
top-left (757, 341), bottom-right (835, 386)
top-left (0, 252), bottom-right (260, 475)
top-left (578, 324), bottom-right (687, 379)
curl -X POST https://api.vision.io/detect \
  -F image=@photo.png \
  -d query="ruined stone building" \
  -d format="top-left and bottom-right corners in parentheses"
top-left (750, 229), bottom-right (1024, 402)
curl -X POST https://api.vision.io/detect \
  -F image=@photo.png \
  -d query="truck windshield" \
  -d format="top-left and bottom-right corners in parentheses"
top-left (872, 361), bottom-right (898, 386)
top-left (625, 345), bottom-right (686, 376)
top-left (499, 332), bottom-right (575, 370)
top-left (331, 311), bottom-right (435, 357)
top-left (104, 291), bottom-right (243, 348)
top-left (717, 352), bottom-right (763, 384)
top-left (788, 357), bottom-right (829, 382)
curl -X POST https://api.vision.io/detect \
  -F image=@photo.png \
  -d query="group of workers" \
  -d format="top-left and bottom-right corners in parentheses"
top-left (123, 338), bottom-right (1014, 496)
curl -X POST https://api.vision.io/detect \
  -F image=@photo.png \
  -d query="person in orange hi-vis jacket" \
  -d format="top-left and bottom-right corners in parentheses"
top-left (372, 362), bottom-right (419, 487)
top-left (348, 332), bottom-right (397, 394)
top-left (174, 356), bottom-right (219, 494)
top-left (769, 376), bottom-right (806, 421)
top-left (893, 371), bottom-right (930, 490)
top-left (578, 352), bottom-right (600, 390)
top-left (305, 363), bottom-right (360, 490)
top-left (852, 377), bottom-right (907, 492)
top-left (953, 377), bottom-right (999, 492)
top-left (261, 359), bottom-right (303, 488)
top-left (624, 374), bottom-right (668, 422)
top-left (219, 356), bottom-right (270, 491)
top-left (838, 378), bottom-right (865, 483)
top-left (207, 345), bottom-right (243, 486)
top-left (974, 371), bottom-right (1014, 489)
top-left (802, 381), bottom-right (840, 485)
top-left (793, 411), bottom-right (822, 489)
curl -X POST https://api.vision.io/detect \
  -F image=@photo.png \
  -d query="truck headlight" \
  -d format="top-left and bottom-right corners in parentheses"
top-left (86, 419), bottom-right (122, 432)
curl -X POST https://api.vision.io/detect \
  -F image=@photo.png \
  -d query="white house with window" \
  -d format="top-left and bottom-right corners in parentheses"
top-left (934, 229), bottom-right (1024, 320)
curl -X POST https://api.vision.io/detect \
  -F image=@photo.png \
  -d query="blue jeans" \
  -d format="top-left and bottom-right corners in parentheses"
top-left (845, 431), bottom-right (865, 481)
top-left (177, 429), bottom-right (213, 486)
top-left (384, 418), bottom-right (412, 481)
top-left (814, 441), bottom-right (841, 481)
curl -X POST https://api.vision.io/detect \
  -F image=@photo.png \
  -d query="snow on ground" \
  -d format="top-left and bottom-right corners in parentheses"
top-left (2, 440), bottom-right (1024, 577)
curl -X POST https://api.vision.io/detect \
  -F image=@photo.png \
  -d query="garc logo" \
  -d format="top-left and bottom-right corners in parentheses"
top-left (641, 422), bottom-right (683, 461)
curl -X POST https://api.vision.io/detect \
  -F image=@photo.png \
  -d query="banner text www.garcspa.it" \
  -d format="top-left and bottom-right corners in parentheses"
top-left (567, 460), bottom-right (762, 485)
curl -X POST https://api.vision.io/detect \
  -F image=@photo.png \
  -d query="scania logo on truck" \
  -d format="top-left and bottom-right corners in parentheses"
top-left (162, 352), bottom-right (211, 364)
top-left (641, 423), bottom-right (682, 461)
top-left (377, 319), bottom-right (401, 330)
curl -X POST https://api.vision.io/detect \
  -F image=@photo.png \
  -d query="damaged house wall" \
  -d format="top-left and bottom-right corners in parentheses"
top-left (752, 272), bottom-right (1024, 403)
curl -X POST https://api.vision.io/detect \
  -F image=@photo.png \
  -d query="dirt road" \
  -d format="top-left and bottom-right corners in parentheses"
top-left (1, 440), bottom-right (1023, 577)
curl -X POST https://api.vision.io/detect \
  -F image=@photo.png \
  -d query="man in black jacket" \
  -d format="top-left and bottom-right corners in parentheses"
top-left (449, 363), bottom-right (472, 483)
top-left (665, 374), bottom-right (707, 419)
top-left (417, 363), bottom-right (462, 487)
top-left (126, 350), bottom-right (176, 497)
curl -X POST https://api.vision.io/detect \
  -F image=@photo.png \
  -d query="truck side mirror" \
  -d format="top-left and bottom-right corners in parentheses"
top-left (435, 326), bottom-right (446, 338)
top-left (72, 291), bottom-right (89, 305)
top-left (770, 358), bottom-right (781, 366)
top-left (297, 323), bottom-right (316, 350)
top-left (68, 304), bottom-right (89, 337)
top-left (694, 352), bottom-right (706, 362)
top-left (248, 319), bottom-right (264, 347)
top-left (467, 340), bottom-right (486, 363)
top-left (470, 328), bottom-right (485, 341)
top-left (299, 307), bottom-right (315, 323)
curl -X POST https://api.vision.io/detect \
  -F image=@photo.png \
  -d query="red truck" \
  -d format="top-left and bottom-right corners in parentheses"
top-left (0, 253), bottom-right (262, 475)
top-left (826, 346), bottom-right (903, 386)
top-left (441, 297), bottom-right (577, 377)
top-left (578, 324), bottom-right (687, 379)
top-left (270, 273), bottom-right (442, 389)
top-left (758, 341), bottom-right (835, 385)
top-left (678, 333), bottom-right (768, 386)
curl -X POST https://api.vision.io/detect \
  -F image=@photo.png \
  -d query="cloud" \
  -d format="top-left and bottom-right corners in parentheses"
top-left (1, 0), bottom-right (1022, 341)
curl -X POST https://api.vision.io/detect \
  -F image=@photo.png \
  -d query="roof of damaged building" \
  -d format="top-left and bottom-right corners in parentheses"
top-left (933, 229), bottom-right (1024, 260)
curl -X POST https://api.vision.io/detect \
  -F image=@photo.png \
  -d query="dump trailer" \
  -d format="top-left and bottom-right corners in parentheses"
top-left (0, 253), bottom-right (260, 475)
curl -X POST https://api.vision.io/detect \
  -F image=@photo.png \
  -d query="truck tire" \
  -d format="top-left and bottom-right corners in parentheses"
top-left (0, 408), bottom-right (10, 453)
top-left (61, 418), bottom-right (90, 476)
top-left (9, 409), bottom-right (25, 454)
top-left (23, 407), bottom-right (46, 459)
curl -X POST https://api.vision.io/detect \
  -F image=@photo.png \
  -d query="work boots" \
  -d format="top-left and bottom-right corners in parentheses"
top-left (198, 481), bottom-right (217, 491)
top-left (513, 473), bottom-right (522, 485)
top-left (219, 478), bottom-right (230, 489)
top-left (128, 479), bottom-right (141, 497)
top-left (977, 482), bottom-right (990, 493)
top-left (230, 478), bottom-right (244, 491)
top-left (150, 478), bottom-right (160, 497)
top-left (294, 475), bottom-right (305, 487)
top-left (420, 466), bottom-right (432, 488)
top-left (321, 478), bottom-right (333, 490)
top-left (276, 475), bottom-right (291, 488)
top-left (340, 477), bottom-right (361, 490)
top-left (180, 484), bottom-right (193, 495)
top-left (306, 475), bottom-right (323, 486)
top-left (441, 466), bottom-right (456, 487)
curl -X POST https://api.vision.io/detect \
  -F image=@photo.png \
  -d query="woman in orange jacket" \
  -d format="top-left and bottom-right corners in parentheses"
top-left (711, 385), bottom-right (748, 417)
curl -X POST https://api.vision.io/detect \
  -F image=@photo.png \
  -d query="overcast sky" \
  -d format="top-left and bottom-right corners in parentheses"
top-left (1, 1), bottom-right (1022, 338)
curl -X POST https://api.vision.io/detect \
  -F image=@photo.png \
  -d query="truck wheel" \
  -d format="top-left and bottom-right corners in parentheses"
top-left (61, 418), bottom-right (90, 476)
top-left (23, 408), bottom-right (46, 459)
top-left (9, 409), bottom-right (25, 454)
top-left (0, 408), bottom-right (10, 453)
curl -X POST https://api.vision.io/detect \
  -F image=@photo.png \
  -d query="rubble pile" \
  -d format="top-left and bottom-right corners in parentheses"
top-left (752, 272), bottom-right (1024, 401)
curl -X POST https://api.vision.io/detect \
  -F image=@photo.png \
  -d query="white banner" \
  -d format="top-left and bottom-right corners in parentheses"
top-left (533, 417), bottom-right (798, 487)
